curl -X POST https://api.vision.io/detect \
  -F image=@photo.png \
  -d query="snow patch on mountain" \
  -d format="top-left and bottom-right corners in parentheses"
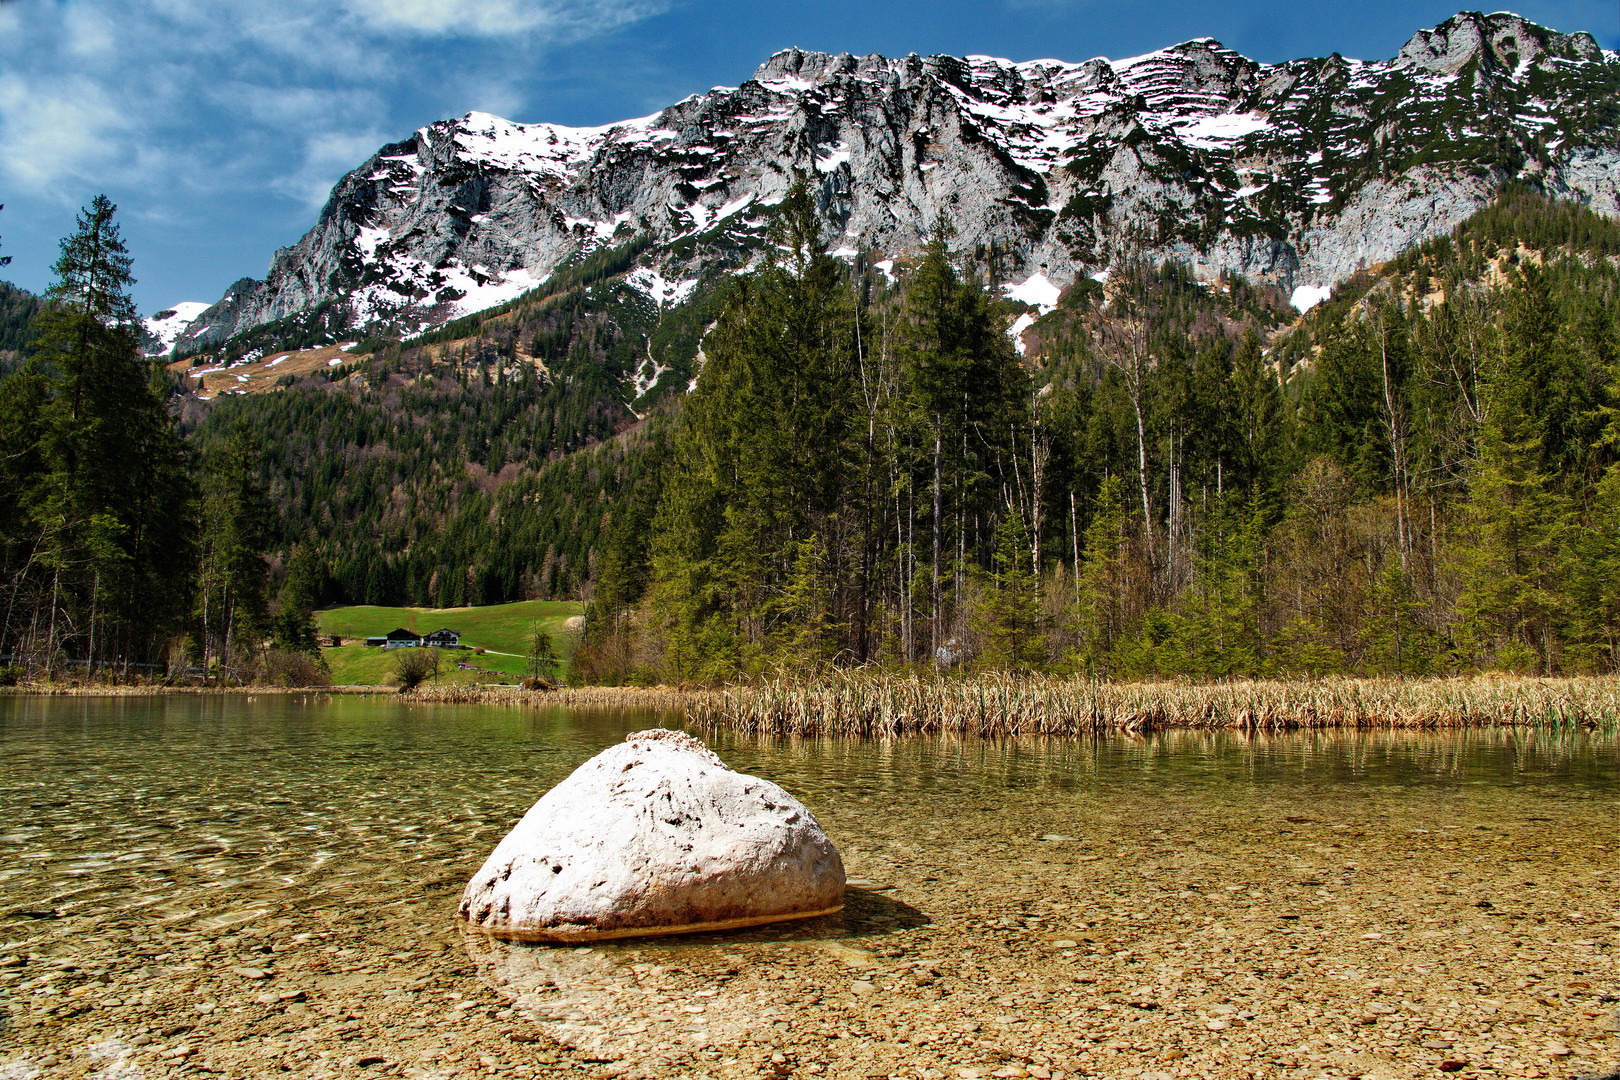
top-left (627, 268), bottom-right (699, 308)
top-left (180, 12), bottom-right (1620, 350)
top-left (1003, 273), bottom-right (1062, 313)
top-left (1290, 284), bottom-right (1333, 313)
top-left (1174, 112), bottom-right (1272, 148)
top-left (1007, 311), bottom-right (1037, 356)
top-left (450, 110), bottom-right (669, 179)
top-left (143, 302), bottom-right (210, 355)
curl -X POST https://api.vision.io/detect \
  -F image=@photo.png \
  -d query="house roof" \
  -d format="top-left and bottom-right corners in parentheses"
top-left (385, 627), bottom-right (420, 639)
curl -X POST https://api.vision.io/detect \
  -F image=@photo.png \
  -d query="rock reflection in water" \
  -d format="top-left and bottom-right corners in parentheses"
top-left (466, 887), bottom-right (928, 1070)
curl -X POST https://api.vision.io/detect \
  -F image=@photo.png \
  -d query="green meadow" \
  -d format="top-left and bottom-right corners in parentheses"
top-left (314, 601), bottom-right (583, 686)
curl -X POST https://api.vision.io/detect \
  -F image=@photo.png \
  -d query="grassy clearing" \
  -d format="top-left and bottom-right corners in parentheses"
top-left (314, 600), bottom-right (582, 686)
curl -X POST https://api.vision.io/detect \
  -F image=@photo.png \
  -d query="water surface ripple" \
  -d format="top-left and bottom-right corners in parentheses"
top-left (1, 695), bottom-right (1615, 1079)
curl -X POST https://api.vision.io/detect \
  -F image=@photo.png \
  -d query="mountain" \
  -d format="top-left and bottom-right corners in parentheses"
top-left (165, 11), bottom-right (1620, 355)
top-left (142, 302), bottom-right (211, 357)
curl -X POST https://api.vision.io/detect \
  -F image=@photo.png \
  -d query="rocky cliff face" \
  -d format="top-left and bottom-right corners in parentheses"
top-left (171, 11), bottom-right (1620, 352)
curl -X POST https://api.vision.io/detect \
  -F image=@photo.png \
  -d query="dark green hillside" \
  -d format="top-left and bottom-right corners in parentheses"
top-left (183, 256), bottom-right (698, 608)
top-left (0, 281), bottom-right (45, 373)
top-left (175, 184), bottom-right (1620, 684)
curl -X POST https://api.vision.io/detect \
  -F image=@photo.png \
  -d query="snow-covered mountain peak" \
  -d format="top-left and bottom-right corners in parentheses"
top-left (1394, 10), bottom-right (1605, 76)
top-left (439, 109), bottom-right (672, 179)
top-left (175, 10), bottom-right (1620, 354)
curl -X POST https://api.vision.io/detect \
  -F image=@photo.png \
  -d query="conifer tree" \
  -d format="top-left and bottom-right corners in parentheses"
top-left (271, 542), bottom-right (323, 654)
top-left (527, 621), bottom-right (559, 682)
top-left (196, 428), bottom-right (273, 678)
top-left (1075, 476), bottom-right (1129, 670)
top-left (0, 197), bottom-right (197, 677)
top-left (973, 513), bottom-right (1045, 669)
top-left (649, 177), bottom-right (862, 673)
top-left (1454, 268), bottom-right (1571, 671)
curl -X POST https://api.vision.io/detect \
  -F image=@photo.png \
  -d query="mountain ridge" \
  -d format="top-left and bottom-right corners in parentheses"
top-left (160, 10), bottom-right (1620, 357)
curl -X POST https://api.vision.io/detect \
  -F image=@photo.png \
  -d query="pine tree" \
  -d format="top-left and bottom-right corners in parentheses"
top-left (527, 621), bottom-right (559, 682)
top-left (1454, 269), bottom-right (1571, 671)
top-left (1075, 476), bottom-right (1129, 670)
top-left (649, 177), bottom-right (863, 674)
top-left (1360, 561), bottom-right (1434, 675)
top-left (973, 513), bottom-right (1045, 669)
top-left (195, 427), bottom-right (274, 679)
top-left (1183, 494), bottom-right (1267, 677)
top-left (777, 534), bottom-right (840, 667)
top-left (271, 542), bottom-right (323, 654)
top-left (0, 196), bottom-right (198, 678)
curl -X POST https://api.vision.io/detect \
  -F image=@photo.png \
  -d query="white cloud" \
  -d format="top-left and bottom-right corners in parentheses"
top-left (62, 3), bottom-right (117, 57)
top-left (0, 73), bottom-right (127, 190)
top-left (348, 0), bottom-right (667, 39)
top-left (0, 0), bottom-right (670, 202)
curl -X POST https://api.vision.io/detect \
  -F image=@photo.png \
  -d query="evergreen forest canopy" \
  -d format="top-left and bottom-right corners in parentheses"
top-left (0, 198), bottom-right (322, 683)
top-left (1, 184), bottom-right (1618, 684)
top-left (577, 182), bottom-right (1620, 682)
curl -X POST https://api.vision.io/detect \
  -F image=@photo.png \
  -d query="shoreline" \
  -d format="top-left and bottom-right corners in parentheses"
top-left (0, 683), bottom-right (394, 697)
top-left (6, 675), bottom-right (1619, 734)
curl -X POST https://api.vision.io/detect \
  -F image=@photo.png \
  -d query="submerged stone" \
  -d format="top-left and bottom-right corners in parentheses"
top-left (459, 728), bottom-right (845, 941)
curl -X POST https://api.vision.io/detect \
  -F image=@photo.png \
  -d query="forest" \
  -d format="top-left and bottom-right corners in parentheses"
top-left (0, 200), bottom-right (321, 682)
top-left (576, 183), bottom-right (1620, 682)
top-left (0, 183), bottom-right (1617, 684)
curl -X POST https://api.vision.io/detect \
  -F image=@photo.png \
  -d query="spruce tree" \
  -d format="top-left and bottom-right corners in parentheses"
top-left (973, 513), bottom-right (1045, 670)
top-left (649, 177), bottom-right (862, 674)
top-left (527, 621), bottom-right (558, 682)
top-left (1075, 476), bottom-right (1129, 671)
top-left (196, 427), bottom-right (274, 679)
top-left (1454, 269), bottom-right (1571, 671)
top-left (0, 196), bottom-right (197, 678)
top-left (271, 542), bottom-right (324, 654)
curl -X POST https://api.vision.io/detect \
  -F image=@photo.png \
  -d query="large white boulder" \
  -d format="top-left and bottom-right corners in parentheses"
top-left (460, 728), bottom-right (845, 941)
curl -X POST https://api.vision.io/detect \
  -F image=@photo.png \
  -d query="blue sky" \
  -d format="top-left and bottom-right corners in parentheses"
top-left (1, 0), bottom-right (1615, 314)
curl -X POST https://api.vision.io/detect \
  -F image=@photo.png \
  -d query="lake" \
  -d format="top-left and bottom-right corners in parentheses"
top-left (1, 694), bottom-right (1615, 1079)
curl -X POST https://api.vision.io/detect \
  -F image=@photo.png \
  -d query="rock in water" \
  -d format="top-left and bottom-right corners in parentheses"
top-left (460, 729), bottom-right (845, 941)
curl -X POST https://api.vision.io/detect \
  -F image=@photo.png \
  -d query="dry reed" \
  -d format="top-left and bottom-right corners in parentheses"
top-left (683, 672), bottom-right (1620, 737)
top-left (216, 672), bottom-right (1620, 736)
top-left (400, 683), bottom-right (691, 712)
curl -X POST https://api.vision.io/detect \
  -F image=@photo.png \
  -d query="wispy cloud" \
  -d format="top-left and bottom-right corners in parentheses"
top-left (0, 72), bottom-right (128, 189)
top-left (0, 0), bottom-right (670, 206)
top-left (271, 129), bottom-right (396, 209)
top-left (348, 0), bottom-right (669, 38)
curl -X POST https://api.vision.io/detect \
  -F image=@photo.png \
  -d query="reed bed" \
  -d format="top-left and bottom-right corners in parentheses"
top-left (684, 672), bottom-right (1620, 737)
top-left (401, 683), bottom-right (692, 712)
top-left (395, 672), bottom-right (1620, 735)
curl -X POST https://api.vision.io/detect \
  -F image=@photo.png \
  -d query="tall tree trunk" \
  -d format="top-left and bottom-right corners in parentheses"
top-left (88, 570), bottom-right (99, 681)
top-left (46, 565), bottom-right (61, 681)
top-left (1377, 313), bottom-right (1410, 569)
top-left (932, 417), bottom-right (943, 658)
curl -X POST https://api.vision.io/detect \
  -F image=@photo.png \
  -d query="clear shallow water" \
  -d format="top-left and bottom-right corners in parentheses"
top-left (2, 695), bottom-right (1618, 1080)
top-left (0, 694), bottom-right (1615, 940)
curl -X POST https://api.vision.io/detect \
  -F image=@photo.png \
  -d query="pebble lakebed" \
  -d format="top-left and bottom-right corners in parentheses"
top-left (0, 698), bottom-right (1615, 1080)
